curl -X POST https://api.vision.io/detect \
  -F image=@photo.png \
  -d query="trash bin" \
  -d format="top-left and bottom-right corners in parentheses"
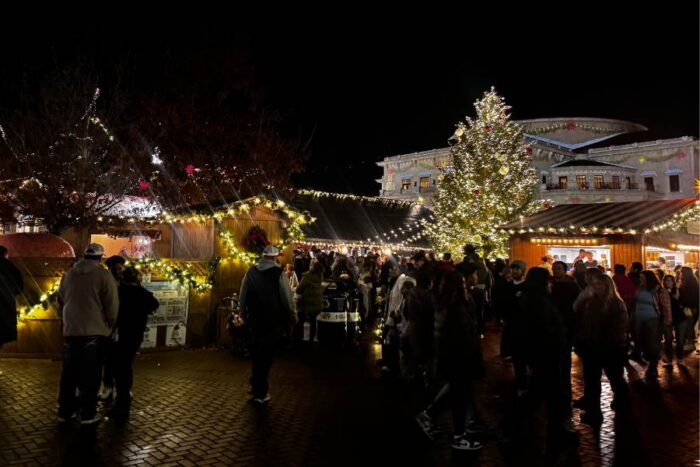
top-left (317, 290), bottom-right (349, 348)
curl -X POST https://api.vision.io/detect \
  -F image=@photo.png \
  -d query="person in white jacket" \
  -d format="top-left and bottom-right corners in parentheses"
top-left (57, 243), bottom-right (119, 425)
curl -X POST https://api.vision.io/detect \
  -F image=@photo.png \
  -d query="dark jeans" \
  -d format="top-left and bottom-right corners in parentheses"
top-left (667, 320), bottom-right (690, 358)
top-left (529, 356), bottom-right (564, 427)
top-left (581, 349), bottom-right (627, 411)
top-left (426, 376), bottom-right (475, 435)
top-left (294, 312), bottom-right (318, 342)
top-left (58, 336), bottom-right (106, 419)
top-left (560, 348), bottom-right (573, 417)
top-left (637, 318), bottom-right (661, 370)
top-left (114, 340), bottom-right (141, 409)
top-left (250, 332), bottom-right (278, 399)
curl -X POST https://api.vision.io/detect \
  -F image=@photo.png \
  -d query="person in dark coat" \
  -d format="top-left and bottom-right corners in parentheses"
top-left (0, 245), bottom-right (23, 349)
top-left (574, 274), bottom-right (629, 425)
top-left (294, 261), bottom-right (324, 343)
top-left (415, 267), bottom-right (484, 451)
top-left (519, 267), bottom-right (575, 440)
top-left (239, 245), bottom-right (297, 404)
top-left (550, 260), bottom-right (580, 426)
top-left (108, 266), bottom-right (159, 419)
top-left (99, 255), bottom-right (126, 402)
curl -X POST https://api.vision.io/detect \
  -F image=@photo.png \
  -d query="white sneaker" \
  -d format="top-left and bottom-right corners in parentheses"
top-left (57, 412), bottom-right (78, 423)
top-left (80, 414), bottom-right (103, 425)
top-left (251, 393), bottom-right (271, 404)
top-left (451, 434), bottom-right (482, 451)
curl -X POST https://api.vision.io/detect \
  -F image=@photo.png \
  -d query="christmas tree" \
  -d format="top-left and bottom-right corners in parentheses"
top-left (423, 88), bottom-right (545, 259)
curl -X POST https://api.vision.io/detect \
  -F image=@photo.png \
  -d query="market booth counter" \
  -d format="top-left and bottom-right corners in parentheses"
top-left (503, 198), bottom-right (699, 271)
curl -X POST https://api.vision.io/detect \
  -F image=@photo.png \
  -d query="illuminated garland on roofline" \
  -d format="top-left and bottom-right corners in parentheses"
top-left (505, 200), bottom-right (699, 236)
top-left (16, 280), bottom-right (61, 323)
top-left (296, 189), bottom-right (422, 208)
top-left (124, 257), bottom-right (220, 293)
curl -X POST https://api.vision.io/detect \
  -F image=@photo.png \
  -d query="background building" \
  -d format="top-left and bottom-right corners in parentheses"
top-left (376, 118), bottom-right (698, 205)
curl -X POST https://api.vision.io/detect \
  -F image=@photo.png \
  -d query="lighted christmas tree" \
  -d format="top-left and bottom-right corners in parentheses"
top-left (423, 88), bottom-right (545, 259)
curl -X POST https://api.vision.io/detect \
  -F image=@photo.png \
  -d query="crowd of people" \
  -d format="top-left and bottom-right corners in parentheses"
top-left (370, 246), bottom-right (699, 450)
top-left (1, 238), bottom-right (698, 443)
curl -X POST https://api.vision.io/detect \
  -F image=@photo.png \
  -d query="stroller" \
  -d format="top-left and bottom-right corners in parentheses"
top-left (224, 294), bottom-right (251, 357)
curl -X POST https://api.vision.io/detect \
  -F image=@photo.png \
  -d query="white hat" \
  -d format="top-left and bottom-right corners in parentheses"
top-left (262, 245), bottom-right (280, 257)
top-left (84, 243), bottom-right (105, 256)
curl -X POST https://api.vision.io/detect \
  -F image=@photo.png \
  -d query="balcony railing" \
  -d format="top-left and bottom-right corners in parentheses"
top-left (544, 182), bottom-right (646, 191)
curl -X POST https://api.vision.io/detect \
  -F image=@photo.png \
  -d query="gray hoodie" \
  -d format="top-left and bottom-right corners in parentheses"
top-left (58, 259), bottom-right (119, 337)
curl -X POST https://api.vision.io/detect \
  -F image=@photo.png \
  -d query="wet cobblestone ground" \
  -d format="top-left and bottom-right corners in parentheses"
top-left (0, 327), bottom-right (697, 466)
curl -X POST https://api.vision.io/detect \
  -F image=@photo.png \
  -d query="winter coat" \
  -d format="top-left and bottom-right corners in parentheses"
top-left (574, 294), bottom-right (628, 355)
top-left (434, 294), bottom-right (483, 380)
top-left (0, 258), bottom-right (23, 345)
top-left (58, 259), bottom-right (119, 337)
top-left (239, 258), bottom-right (297, 334)
top-left (296, 270), bottom-right (324, 316)
top-left (517, 290), bottom-right (566, 365)
top-left (550, 277), bottom-right (580, 344)
top-left (117, 283), bottom-right (160, 344)
top-left (404, 287), bottom-right (435, 361)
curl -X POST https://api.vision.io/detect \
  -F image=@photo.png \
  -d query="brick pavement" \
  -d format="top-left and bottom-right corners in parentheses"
top-left (0, 328), bottom-right (697, 466)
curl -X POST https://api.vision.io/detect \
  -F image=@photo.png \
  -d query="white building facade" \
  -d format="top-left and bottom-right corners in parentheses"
top-left (376, 118), bottom-right (698, 205)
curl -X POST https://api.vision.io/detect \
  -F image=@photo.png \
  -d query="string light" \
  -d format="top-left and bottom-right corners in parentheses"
top-left (16, 280), bottom-right (61, 322)
top-left (124, 258), bottom-right (219, 293)
top-left (296, 189), bottom-right (422, 208)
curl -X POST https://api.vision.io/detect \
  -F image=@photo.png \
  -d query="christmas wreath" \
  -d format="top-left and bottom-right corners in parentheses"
top-left (242, 225), bottom-right (270, 256)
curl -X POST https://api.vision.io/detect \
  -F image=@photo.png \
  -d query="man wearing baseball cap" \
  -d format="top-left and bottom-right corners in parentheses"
top-left (239, 245), bottom-right (297, 404)
top-left (57, 243), bottom-right (119, 424)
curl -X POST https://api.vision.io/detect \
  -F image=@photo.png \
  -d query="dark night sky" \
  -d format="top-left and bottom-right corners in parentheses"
top-left (1, 6), bottom-right (698, 195)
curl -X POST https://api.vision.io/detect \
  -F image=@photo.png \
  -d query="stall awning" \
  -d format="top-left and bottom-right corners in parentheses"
top-left (501, 198), bottom-right (698, 230)
top-left (646, 230), bottom-right (700, 250)
top-left (288, 192), bottom-right (431, 248)
top-left (665, 168), bottom-right (684, 175)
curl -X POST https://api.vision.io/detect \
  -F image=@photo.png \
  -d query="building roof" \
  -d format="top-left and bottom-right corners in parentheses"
top-left (288, 192), bottom-right (431, 248)
top-left (501, 198), bottom-right (698, 231)
top-left (517, 118), bottom-right (647, 151)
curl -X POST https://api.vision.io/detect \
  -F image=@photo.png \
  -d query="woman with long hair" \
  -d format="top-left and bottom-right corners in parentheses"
top-left (574, 274), bottom-right (629, 425)
top-left (632, 271), bottom-right (671, 378)
top-left (678, 266), bottom-right (699, 352)
top-left (518, 267), bottom-right (574, 438)
top-left (416, 268), bottom-right (483, 451)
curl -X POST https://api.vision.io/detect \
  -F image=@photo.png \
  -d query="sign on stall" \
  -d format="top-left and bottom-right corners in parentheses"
top-left (142, 281), bottom-right (189, 348)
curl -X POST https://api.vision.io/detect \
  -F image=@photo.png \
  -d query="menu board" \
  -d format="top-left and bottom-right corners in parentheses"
top-left (142, 281), bottom-right (189, 347)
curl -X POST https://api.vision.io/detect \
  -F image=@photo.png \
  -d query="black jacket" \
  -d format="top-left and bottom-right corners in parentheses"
top-left (117, 284), bottom-right (160, 344)
top-left (0, 258), bottom-right (23, 345)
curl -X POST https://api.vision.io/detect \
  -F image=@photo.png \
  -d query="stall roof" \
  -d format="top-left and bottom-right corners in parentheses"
top-left (288, 192), bottom-right (432, 247)
top-left (502, 198), bottom-right (698, 230)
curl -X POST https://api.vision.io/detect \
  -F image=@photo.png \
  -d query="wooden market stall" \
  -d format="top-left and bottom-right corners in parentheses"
top-left (1, 197), bottom-right (299, 356)
top-left (502, 198), bottom-right (699, 271)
